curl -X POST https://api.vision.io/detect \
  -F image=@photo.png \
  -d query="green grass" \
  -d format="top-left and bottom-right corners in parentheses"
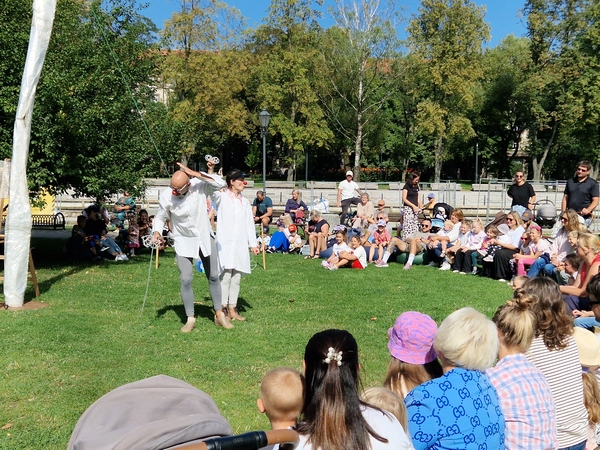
top-left (0, 238), bottom-right (512, 449)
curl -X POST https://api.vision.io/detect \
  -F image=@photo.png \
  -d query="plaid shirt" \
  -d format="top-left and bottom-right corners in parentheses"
top-left (487, 353), bottom-right (558, 449)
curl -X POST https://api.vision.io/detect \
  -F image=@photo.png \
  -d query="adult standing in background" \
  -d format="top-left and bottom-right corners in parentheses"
top-left (562, 160), bottom-right (599, 227)
top-left (401, 172), bottom-right (422, 239)
top-left (152, 161), bottom-right (226, 332)
top-left (252, 190), bottom-right (273, 235)
top-left (507, 170), bottom-right (536, 215)
top-left (212, 169), bottom-right (260, 324)
top-left (337, 170), bottom-right (363, 222)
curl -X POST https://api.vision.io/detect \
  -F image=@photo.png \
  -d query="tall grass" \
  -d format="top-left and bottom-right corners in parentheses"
top-left (0, 238), bottom-right (512, 449)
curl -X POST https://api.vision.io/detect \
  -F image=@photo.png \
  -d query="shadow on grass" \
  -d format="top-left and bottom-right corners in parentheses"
top-left (154, 296), bottom-right (254, 325)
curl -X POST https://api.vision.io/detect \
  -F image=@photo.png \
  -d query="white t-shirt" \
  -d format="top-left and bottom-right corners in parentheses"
top-left (332, 242), bottom-right (349, 257)
top-left (350, 245), bottom-right (368, 268)
top-left (338, 179), bottom-right (360, 201)
top-left (293, 406), bottom-right (414, 450)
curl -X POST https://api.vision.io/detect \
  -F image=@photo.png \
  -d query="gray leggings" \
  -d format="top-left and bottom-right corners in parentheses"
top-left (176, 235), bottom-right (221, 318)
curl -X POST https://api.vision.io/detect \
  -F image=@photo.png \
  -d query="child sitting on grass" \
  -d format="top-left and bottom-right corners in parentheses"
top-left (323, 229), bottom-right (348, 269)
top-left (478, 224), bottom-right (501, 262)
top-left (257, 367), bottom-right (304, 431)
top-left (370, 219), bottom-right (391, 266)
top-left (329, 234), bottom-right (367, 270)
top-left (429, 220), bottom-right (454, 258)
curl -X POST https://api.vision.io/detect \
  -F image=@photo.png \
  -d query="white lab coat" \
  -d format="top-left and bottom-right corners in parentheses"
top-left (152, 175), bottom-right (226, 258)
top-left (213, 189), bottom-right (258, 274)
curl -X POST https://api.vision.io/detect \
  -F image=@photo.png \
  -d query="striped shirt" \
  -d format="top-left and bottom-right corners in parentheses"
top-left (487, 353), bottom-right (558, 449)
top-left (526, 335), bottom-right (588, 448)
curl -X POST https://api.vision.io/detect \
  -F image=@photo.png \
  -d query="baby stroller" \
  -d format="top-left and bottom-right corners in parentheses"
top-left (430, 202), bottom-right (454, 233)
top-left (532, 199), bottom-right (558, 228)
top-left (67, 374), bottom-right (299, 450)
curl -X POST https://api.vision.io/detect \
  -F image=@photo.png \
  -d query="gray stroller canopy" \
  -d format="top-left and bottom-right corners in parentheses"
top-left (67, 375), bottom-right (233, 450)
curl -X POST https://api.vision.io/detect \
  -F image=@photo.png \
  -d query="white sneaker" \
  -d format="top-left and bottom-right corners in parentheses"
top-left (403, 263), bottom-right (412, 270)
top-left (376, 261), bottom-right (388, 268)
top-left (439, 262), bottom-right (451, 271)
top-left (114, 254), bottom-right (123, 261)
top-left (328, 265), bottom-right (338, 271)
top-left (120, 254), bottom-right (129, 261)
top-left (498, 278), bottom-right (507, 283)
top-left (471, 268), bottom-right (478, 275)
top-left (483, 255), bottom-right (494, 262)
top-left (477, 249), bottom-right (487, 256)
top-left (459, 271), bottom-right (466, 275)
top-left (321, 260), bottom-right (329, 268)
top-left (452, 270), bottom-right (459, 273)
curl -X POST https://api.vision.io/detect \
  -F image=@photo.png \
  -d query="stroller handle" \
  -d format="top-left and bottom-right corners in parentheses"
top-left (179, 429), bottom-right (300, 450)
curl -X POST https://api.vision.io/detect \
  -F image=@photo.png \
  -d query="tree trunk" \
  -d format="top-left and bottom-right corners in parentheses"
top-left (531, 121), bottom-right (558, 180)
top-left (354, 111), bottom-right (363, 182)
top-left (434, 137), bottom-right (443, 183)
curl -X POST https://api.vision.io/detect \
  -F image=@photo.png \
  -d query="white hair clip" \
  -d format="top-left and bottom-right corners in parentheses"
top-left (205, 154), bottom-right (220, 164)
top-left (324, 347), bottom-right (343, 366)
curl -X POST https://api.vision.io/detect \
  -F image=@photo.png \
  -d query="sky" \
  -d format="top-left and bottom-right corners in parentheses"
top-left (139, 0), bottom-right (528, 48)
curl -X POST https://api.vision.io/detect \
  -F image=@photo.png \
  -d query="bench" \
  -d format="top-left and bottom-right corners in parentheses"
top-left (471, 184), bottom-right (505, 192)
top-left (265, 181), bottom-right (296, 189)
top-left (358, 183), bottom-right (379, 190)
top-left (307, 181), bottom-right (338, 189)
top-left (32, 212), bottom-right (66, 230)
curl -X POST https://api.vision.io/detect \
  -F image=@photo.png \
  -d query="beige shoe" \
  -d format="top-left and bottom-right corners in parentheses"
top-left (214, 313), bottom-right (233, 329)
top-left (228, 307), bottom-right (246, 321)
top-left (181, 317), bottom-right (196, 333)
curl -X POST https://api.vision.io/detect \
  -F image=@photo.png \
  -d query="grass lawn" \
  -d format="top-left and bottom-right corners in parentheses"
top-left (0, 237), bottom-right (513, 449)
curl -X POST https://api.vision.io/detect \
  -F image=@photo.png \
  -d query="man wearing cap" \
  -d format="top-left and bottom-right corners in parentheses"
top-left (562, 160), bottom-right (599, 227)
top-left (252, 190), bottom-right (273, 234)
top-left (152, 160), bottom-right (227, 332)
top-left (507, 170), bottom-right (536, 216)
top-left (520, 209), bottom-right (534, 227)
top-left (337, 170), bottom-right (363, 221)
top-left (369, 199), bottom-right (389, 224)
top-left (422, 193), bottom-right (436, 218)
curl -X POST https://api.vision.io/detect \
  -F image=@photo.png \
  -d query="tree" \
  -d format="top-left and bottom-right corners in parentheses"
top-left (249, 0), bottom-right (333, 181)
top-left (318, 0), bottom-right (401, 181)
top-left (0, 0), bottom-right (172, 201)
top-left (406, 0), bottom-right (490, 182)
top-left (160, 0), bottom-right (253, 166)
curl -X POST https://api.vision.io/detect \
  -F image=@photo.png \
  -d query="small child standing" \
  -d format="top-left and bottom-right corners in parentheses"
top-left (370, 219), bottom-right (391, 266)
top-left (330, 234), bottom-right (367, 270)
top-left (257, 367), bottom-right (305, 432)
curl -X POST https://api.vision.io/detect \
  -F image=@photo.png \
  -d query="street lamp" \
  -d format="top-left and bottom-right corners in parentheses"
top-left (258, 109), bottom-right (271, 195)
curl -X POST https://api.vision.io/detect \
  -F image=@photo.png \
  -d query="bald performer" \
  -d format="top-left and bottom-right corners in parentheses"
top-left (152, 161), bottom-right (228, 332)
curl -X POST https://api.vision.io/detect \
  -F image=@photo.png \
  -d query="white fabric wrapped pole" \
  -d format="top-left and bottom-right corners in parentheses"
top-left (5, 0), bottom-right (57, 307)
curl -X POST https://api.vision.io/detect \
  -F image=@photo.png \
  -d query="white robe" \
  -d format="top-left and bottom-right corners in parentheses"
top-left (152, 175), bottom-right (225, 259)
top-left (213, 189), bottom-right (258, 274)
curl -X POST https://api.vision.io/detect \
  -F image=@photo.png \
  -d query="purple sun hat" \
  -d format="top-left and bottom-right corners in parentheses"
top-left (388, 312), bottom-right (438, 364)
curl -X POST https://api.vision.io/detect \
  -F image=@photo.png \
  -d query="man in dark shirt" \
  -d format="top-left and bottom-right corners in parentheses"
top-left (507, 171), bottom-right (536, 216)
top-left (562, 160), bottom-right (599, 227)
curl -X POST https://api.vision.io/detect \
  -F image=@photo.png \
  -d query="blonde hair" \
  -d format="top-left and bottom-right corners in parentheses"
top-left (434, 308), bottom-right (498, 371)
top-left (361, 387), bottom-right (408, 430)
top-left (472, 218), bottom-right (483, 230)
top-left (578, 232), bottom-right (600, 254)
top-left (583, 372), bottom-right (600, 424)
top-left (383, 358), bottom-right (442, 399)
top-left (493, 291), bottom-right (537, 353)
top-left (568, 230), bottom-right (579, 240)
top-left (444, 220), bottom-right (453, 229)
top-left (260, 367), bottom-right (305, 423)
top-left (507, 211), bottom-right (524, 228)
top-left (512, 275), bottom-right (528, 290)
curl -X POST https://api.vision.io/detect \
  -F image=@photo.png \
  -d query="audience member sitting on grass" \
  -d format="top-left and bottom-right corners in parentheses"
top-left (137, 209), bottom-right (151, 248)
top-left (328, 235), bottom-right (366, 270)
top-left (85, 207), bottom-right (129, 261)
top-left (284, 189), bottom-right (308, 223)
top-left (425, 209), bottom-right (464, 270)
top-left (384, 312), bottom-right (442, 399)
top-left (66, 215), bottom-right (99, 260)
top-left (478, 224), bottom-right (504, 263)
top-left (487, 290), bottom-right (557, 449)
top-left (361, 387), bottom-right (408, 431)
top-left (352, 193), bottom-right (374, 229)
top-left (486, 211), bottom-right (525, 282)
top-left (405, 307), bottom-right (505, 450)
top-left (572, 327), bottom-right (600, 450)
top-left (521, 277), bottom-right (588, 449)
top-left (513, 224), bottom-right (550, 276)
top-left (370, 220), bottom-right (391, 266)
top-left (527, 209), bottom-right (582, 281)
top-left (560, 232), bottom-right (600, 316)
top-left (322, 229), bottom-right (348, 269)
top-left (451, 218), bottom-right (486, 274)
top-left (440, 219), bottom-right (470, 270)
top-left (267, 224), bottom-right (302, 253)
top-left (304, 210), bottom-right (329, 260)
top-left (385, 218), bottom-right (435, 270)
top-left (257, 367), bottom-right (304, 434)
top-left (294, 329), bottom-right (414, 450)
top-left (563, 253), bottom-right (582, 287)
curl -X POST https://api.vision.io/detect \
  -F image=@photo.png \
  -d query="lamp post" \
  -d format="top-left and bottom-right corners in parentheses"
top-left (258, 109), bottom-right (271, 196)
